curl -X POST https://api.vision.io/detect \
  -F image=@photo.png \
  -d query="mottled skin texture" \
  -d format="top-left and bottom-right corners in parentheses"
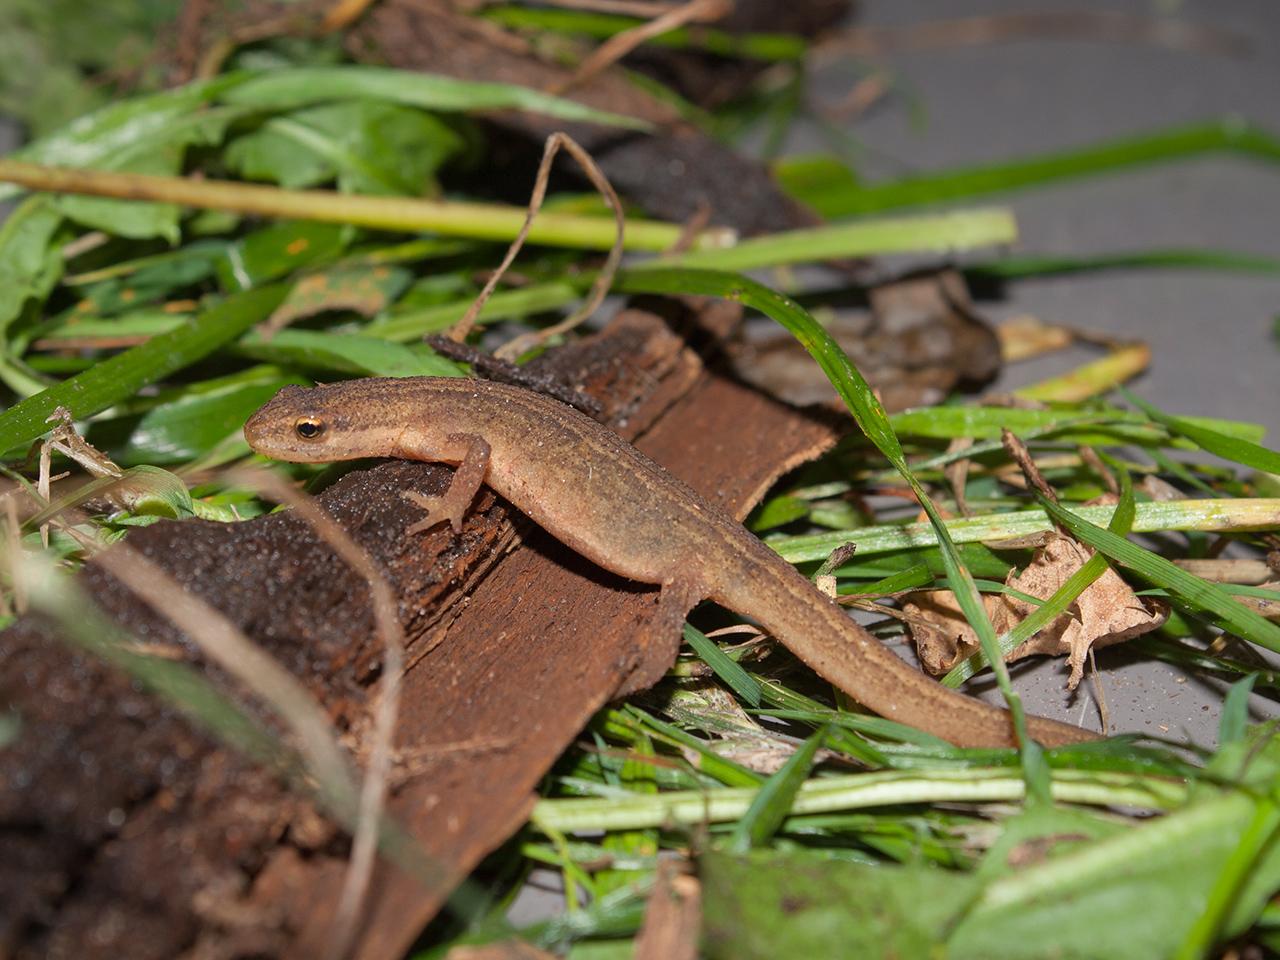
top-left (245, 377), bottom-right (1096, 749)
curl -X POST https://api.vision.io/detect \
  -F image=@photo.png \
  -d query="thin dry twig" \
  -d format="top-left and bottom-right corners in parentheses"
top-left (321, 0), bottom-right (381, 31)
top-left (1079, 445), bottom-right (1119, 496)
top-left (944, 436), bottom-right (975, 518)
top-left (35, 407), bottom-right (121, 547)
top-left (819, 71), bottom-right (891, 123)
top-left (444, 133), bottom-right (624, 360)
top-left (665, 199), bottom-right (713, 256)
top-left (548, 0), bottom-right (733, 96)
top-left (1001, 429), bottom-right (1063, 514)
top-left (1088, 647), bottom-right (1110, 736)
top-left (2, 496), bottom-right (21, 616)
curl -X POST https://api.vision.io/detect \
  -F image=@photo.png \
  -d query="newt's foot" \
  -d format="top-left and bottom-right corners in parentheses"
top-left (402, 490), bottom-right (467, 535)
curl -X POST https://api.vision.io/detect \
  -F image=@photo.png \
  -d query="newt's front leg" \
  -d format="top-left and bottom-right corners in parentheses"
top-left (402, 434), bottom-right (492, 535)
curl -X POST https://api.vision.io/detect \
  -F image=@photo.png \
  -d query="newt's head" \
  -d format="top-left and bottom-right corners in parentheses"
top-left (244, 380), bottom-right (405, 463)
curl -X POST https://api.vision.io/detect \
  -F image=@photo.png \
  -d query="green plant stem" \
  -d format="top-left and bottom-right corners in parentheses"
top-left (664, 208), bottom-right (1017, 271)
top-left (532, 768), bottom-right (1187, 833)
top-left (0, 159), bottom-right (718, 253)
top-left (772, 498), bottom-right (1280, 563)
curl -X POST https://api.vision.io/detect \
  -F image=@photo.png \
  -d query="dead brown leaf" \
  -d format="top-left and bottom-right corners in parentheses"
top-left (728, 268), bottom-right (1002, 412)
top-left (905, 532), bottom-right (1168, 688)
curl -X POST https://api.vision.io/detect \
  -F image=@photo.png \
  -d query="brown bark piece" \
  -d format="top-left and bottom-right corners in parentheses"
top-left (633, 857), bottom-right (701, 960)
top-left (0, 304), bottom-right (839, 959)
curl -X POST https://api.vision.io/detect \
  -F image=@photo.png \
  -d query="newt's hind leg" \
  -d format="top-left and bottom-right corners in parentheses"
top-left (403, 434), bottom-right (491, 535)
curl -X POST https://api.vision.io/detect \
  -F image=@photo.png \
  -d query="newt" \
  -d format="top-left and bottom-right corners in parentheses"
top-left (244, 377), bottom-right (1097, 749)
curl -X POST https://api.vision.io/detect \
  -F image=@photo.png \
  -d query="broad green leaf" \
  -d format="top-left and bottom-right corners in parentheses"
top-left (33, 311), bottom-right (186, 344)
top-left (0, 711), bottom-right (17, 748)
top-left (1, 74), bottom-right (248, 199)
top-left (0, 0), bottom-right (174, 136)
top-left (214, 221), bottom-right (350, 291)
top-left (367, 282), bottom-right (580, 342)
top-left (264, 264), bottom-right (413, 327)
top-left (67, 240), bottom-right (226, 315)
top-left (682, 623), bottom-right (762, 707)
top-left (748, 494), bottom-right (809, 532)
top-left (238, 330), bottom-right (462, 379)
top-left (0, 197), bottom-right (64, 391)
top-left (24, 465), bottom-right (195, 525)
top-left (951, 788), bottom-right (1280, 959)
top-left (90, 370), bottom-right (307, 464)
top-left (225, 101), bottom-right (464, 194)
top-left (218, 66), bottom-right (652, 130)
top-left (973, 804), bottom-right (1125, 885)
top-left (702, 848), bottom-right (977, 960)
top-left (0, 285), bottom-right (286, 455)
top-left (51, 108), bottom-right (240, 242)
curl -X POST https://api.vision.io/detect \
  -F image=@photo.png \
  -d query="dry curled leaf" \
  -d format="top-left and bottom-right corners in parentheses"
top-left (728, 268), bottom-right (1002, 412)
top-left (905, 533), bottom-right (1168, 688)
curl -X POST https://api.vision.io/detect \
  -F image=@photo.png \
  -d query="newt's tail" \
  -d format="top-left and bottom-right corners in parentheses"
top-left (709, 539), bottom-right (1098, 749)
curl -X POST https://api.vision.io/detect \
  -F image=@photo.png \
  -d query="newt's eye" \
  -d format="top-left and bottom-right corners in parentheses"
top-left (295, 417), bottom-right (325, 440)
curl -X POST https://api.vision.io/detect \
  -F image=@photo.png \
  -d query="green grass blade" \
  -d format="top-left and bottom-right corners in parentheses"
top-left (889, 405), bottom-right (1265, 444)
top-left (365, 282), bottom-right (581, 342)
top-left (776, 118), bottom-right (1280, 216)
top-left (1218, 675), bottom-right (1259, 747)
top-left (682, 623), bottom-right (763, 707)
top-left (725, 727), bottom-right (827, 853)
top-left (969, 248), bottom-right (1280, 280)
top-left (0, 285), bottom-right (285, 453)
top-left (1122, 388), bottom-right (1280, 475)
